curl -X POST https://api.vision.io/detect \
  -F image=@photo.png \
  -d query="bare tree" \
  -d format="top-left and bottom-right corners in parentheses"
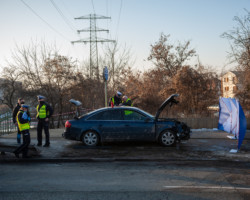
top-left (3, 40), bottom-right (81, 127)
top-left (221, 10), bottom-right (250, 69)
top-left (222, 10), bottom-right (250, 111)
top-left (148, 33), bottom-right (196, 78)
top-left (172, 66), bottom-right (219, 116)
top-left (42, 55), bottom-right (78, 127)
top-left (0, 66), bottom-right (23, 110)
top-left (101, 42), bottom-right (135, 95)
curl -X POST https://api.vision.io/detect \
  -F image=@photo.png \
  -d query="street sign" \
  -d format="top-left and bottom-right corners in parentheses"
top-left (103, 66), bottom-right (109, 107)
top-left (103, 66), bottom-right (108, 81)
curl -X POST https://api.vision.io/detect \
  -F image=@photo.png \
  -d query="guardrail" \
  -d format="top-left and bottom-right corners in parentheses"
top-left (0, 112), bottom-right (16, 136)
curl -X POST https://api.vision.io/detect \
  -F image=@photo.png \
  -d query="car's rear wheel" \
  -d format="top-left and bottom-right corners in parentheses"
top-left (82, 131), bottom-right (99, 146)
top-left (159, 130), bottom-right (176, 147)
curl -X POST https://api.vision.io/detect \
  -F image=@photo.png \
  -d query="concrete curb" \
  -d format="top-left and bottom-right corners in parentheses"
top-left (1, 156), bottom-right (250, 164)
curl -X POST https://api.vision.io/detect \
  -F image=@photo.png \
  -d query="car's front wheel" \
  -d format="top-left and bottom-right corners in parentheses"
top-left (159, 130), bottom-right (176, 147)
top-left (82, 131), bottom-right (99, 146)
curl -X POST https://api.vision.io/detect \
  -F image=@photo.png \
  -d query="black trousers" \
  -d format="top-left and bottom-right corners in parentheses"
top-left (17, 126), bottom-right (21, 143)
top-left (14, 130), bottom-right (30, 157)
top-left (37, 119), bottom-right (50, 144)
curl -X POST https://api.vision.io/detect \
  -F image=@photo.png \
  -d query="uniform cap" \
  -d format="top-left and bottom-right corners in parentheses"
top-left (37, 95), bottom-right (45, 100)
top-left (117, 91), bottom-right (122, 97)
top-left (21, 104), bottom-right (29, 108)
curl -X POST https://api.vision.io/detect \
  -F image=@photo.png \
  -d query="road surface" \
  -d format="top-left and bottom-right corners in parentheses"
top-left (1, 161), bottom-right (250, 200)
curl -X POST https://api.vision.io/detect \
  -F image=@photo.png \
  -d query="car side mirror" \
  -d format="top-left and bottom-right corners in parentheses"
top-left (145, 118), bottom-right (151, 123)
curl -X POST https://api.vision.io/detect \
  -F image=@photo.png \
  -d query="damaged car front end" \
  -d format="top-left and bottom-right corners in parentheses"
top-left (155, 94), bottom-right (190, 146)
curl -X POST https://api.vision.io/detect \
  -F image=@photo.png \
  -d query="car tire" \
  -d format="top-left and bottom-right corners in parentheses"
top-left (159, 130), bottom-right (176, 147)
top-left (82, 131), bottom-right (99, 146)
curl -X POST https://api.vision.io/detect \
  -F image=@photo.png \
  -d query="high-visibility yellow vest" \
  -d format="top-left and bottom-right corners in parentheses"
top-left (36, 104), bottom-right (47, 119)
top-left (125, 110), bottom-right (133, 116)
top-left (126, 98), bottom-right (133, 106)
top-left (16, 110), bottom-right (30, 131)
top-left (124, 98), bottom-right (133, 116)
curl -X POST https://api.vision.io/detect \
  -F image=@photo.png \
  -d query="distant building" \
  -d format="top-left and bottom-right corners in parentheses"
top-left (221, 71), bottom-right (243, 98)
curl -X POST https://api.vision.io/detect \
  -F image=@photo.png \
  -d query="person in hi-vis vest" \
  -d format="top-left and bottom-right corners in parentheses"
top-left (12, 98), bottom-right (25, 144)
top-left (36, 95), bottom-right (53, 147)
top-left (13, 104), bottom-right (31, 158)
top-left (109, 91), bottom-right (122, 107)
top-left (121, 96), bottom-right (133, 106)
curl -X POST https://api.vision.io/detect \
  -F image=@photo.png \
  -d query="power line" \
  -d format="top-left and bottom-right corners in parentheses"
top-left (20, 0), bottom-right (70, 41)
top-left (115, 0), bottom-right (123, 40)
top-left (61, 0), bottom-right (76, 20)
top-left (106, 0), bottom-right (110, 39)
top-left (49, 0), bottom-right (77, 32)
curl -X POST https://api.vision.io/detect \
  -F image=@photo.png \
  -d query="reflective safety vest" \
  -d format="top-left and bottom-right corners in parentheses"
top-left (125, 110), bottom-right (133, 116)
top-left (36, 104), bottom-right (47, 119)
top-left (110, 97), bottom-right (115, 107)
top-left (16, 110), bottom-right (30, 131)
top-left (124, 98), bottom-right (133, 115)
top-left (126, 98), bottom-right (133, 107)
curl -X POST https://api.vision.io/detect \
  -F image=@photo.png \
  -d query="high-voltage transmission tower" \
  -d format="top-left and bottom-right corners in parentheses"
top-left (72, 14), bottom-right (116, 79)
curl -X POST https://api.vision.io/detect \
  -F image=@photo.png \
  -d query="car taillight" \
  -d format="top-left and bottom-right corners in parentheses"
top-left (65, 121), bottom-right (71, 128)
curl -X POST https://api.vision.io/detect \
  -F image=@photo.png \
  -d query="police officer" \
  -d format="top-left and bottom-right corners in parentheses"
top-left (12, 98), bottom-right (25, 143)
top-left (121, 96), bottom-right (133, 116)
top-left (121, 95), bottom-right (133, 106)
top-left (13, 104), bottom-right (31, 158)
top-left (36, 95), bottom-right (53, 147)
top-left (109, 91), bottom-right (122, 107)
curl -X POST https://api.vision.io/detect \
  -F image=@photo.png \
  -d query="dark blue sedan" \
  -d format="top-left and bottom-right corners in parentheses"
top-left (63, 94), bottom-right (190, 147)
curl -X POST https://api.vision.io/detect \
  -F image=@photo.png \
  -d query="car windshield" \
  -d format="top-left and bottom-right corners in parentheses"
top-left (137, 109), bottom-right (154, 118)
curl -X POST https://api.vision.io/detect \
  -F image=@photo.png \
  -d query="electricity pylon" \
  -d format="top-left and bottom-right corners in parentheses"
top-left (72, 14), bottom-right (116, 79)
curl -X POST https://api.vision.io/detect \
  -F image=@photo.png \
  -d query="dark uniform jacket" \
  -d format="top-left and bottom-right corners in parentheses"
top-left (13, 103), bottom-right (21, 124)
top-left (109, 95), bottom-right (122, 106)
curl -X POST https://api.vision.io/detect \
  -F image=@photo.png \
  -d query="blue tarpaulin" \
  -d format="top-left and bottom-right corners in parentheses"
top-left (238, 103), bottom-right (247, 149)
top-left (218, 97), bottom-right (247, 150)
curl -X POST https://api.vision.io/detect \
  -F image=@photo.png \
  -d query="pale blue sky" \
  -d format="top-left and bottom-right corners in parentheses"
top-left (0, 0), bottom-right (249, 72)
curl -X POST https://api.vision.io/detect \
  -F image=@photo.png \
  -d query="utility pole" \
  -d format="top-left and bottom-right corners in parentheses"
top-left (72, 14), bottom-right (115, 79)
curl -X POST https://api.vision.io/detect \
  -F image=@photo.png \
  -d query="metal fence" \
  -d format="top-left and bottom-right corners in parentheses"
top-left (0, 108), bottom-right (92, 136)
top-left (0, 112), bottom-right (16, 136)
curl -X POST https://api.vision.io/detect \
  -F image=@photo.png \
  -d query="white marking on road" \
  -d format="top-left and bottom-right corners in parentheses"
top-left (163, 186), bottom-right (250, 190)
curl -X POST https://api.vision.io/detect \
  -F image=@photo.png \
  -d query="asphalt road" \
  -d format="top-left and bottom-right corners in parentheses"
top-left (1, 161), bottom-right (250, 200)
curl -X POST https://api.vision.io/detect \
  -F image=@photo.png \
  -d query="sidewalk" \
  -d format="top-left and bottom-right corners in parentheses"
top-left (0, 128), bottom-right (250, 162)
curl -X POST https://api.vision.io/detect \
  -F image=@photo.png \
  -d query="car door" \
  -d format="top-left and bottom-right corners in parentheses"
top-left (122, 109), bottom-right (155, 141)
top-left (87, 109), bottom-right (126, 141)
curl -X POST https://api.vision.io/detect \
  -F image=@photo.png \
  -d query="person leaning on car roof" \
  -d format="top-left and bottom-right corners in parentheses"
top-left (121, 95), bottom-right (133, 106)
top-left (109, 91), bottom-right (122, 107)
